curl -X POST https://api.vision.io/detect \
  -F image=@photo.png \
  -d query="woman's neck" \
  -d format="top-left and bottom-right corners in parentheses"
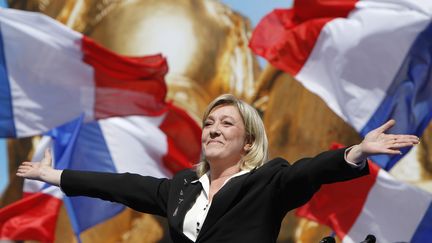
top-left (207, 163), bottom-right (241, 203)
top-left (209, 162), bottom-right (241, 182)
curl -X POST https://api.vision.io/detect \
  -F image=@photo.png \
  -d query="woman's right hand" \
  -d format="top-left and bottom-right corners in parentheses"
top-left (16, 149), bottom-right (62, 186)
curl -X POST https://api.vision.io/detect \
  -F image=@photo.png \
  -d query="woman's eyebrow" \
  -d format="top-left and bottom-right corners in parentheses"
top-left (220, 115), bottom-right (235, 120)
top-left (207, 114), bottom-right (235, 120)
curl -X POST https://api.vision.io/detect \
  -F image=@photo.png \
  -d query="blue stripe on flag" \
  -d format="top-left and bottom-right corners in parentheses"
top-left (0, 0), bottom-right (8, 198)
top-left (411, 202), bottom-right (432, 242)
top-left (67, 121), bottom-right (124, 232)
top-left (47, 115), bottom-right (84, 170)
top-left (46, 115), bottom-right (84, 240)
top-left (0, 24), bottom-right (16, 137)
top-left (360, 21), bottom-right (432, 170)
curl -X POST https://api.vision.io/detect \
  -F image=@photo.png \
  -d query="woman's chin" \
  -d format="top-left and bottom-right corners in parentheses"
top-left (204, 154), bottom-right (222, 162)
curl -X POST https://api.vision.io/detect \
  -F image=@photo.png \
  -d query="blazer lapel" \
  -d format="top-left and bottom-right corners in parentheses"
top-left (197, 173), bottom-right (249, 240)
top-left (171, 178), bottom-right (203, 233)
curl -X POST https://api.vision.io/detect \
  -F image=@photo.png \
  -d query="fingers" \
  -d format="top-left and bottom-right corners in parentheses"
top-left (383, 149), bottom-right (403, 155)
top-left (390, 141), bottom-right (419, 149)
top-left (20, 161), bottom-right (33, 166)
top-left (385, 135), bottom-right (420, 147)
top-left (42, 148), bottom-right (52, 166)
top-left (383, 135), bottom-right (420, 155)
top-left (16, 162), bottom-right (34, 177)
top-left (376, 119), bottom-right (396, 133)
top-left (389, 142), bottom-right (416, 149)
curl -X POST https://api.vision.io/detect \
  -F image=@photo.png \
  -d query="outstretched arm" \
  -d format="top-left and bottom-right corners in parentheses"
top-left (346, 119), bottom-right (420, 163)
top-left (16, 149), bottom-right (62, 186)
top-left (16, 148), bottom-right (171, 216)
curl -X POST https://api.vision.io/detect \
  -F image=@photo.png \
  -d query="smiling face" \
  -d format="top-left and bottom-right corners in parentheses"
top-left (202, 105), bottom-right (249, 166)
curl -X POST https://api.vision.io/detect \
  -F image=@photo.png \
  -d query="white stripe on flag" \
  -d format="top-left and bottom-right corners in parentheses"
top-left (295, 0), bottom-right (431, 131)
top-left (344, 170), bottom-right (432, 243)
top-left (99, 115), bottom-right (172, 178)
top-left (0, 9), bottom-right (94, 137)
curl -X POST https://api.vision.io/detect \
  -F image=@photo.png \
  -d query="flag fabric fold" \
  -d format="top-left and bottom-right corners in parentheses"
top-left (0, 8), bottom-right (168, 138)
top-left (57, 103), bottom-right (201, 236)
top-left (0, 102), bottom-right (201, 242)
top-left (0, 183), bottom-right (63, 243)
top-left (250, 0), bottom-right (432, 170)
top-left (250, 0), bottom-right (356, 75)
top-left (296, 143), bottom-right (432, 243)
top-left (0, 5), bottom-right (202, 243)
top-left (0, 121), bottom-right (81, 243)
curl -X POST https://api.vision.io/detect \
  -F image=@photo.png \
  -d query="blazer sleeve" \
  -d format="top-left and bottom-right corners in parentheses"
top-left (60, 170), bottom-right (171, 217)
top-left (273, 148), bottom-right (369, 212)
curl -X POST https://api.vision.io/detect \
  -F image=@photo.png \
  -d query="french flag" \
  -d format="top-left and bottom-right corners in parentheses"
top-left (53, 104), bottom-right (200, 237)
top-left (250, 0), bottom-right (432, 170)
top-left (296, 145), bottom-right (432, 243)
top-left (0, 8), bottom-right (168, 138)
top-left (0, 180), bottom-right (63, 243)
top-left (0, 133), bottom-right (71, 243)
top-left (0, 181), bottom-right (63, 242)
top-left (0, 103), bottom-right (201, 242)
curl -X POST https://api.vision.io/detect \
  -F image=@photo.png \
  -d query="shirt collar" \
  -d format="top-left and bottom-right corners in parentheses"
top-left (191, 170), bottom-right (250, 198)
top-left (191, 170), bottom-right (249, 184)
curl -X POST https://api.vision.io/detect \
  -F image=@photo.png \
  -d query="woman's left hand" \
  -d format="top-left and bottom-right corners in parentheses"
top-left (346, 120), bottom-right (420, 163)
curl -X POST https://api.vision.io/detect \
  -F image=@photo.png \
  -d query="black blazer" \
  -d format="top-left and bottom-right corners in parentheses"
top-left (61, 148), bottom-right (369, 243)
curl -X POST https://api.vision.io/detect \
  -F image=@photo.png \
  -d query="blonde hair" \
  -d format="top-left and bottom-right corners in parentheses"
top-left (196, 94), bottom-right (269, 177)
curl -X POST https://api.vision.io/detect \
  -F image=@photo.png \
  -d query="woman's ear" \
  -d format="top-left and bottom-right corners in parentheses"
top-left (244, 135), bottom-right (254, 152)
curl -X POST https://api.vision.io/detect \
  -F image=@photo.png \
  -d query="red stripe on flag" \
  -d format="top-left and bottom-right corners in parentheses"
top-left (160, 104), bottom-right (202, 174)
top-left (249, 0), bottom-right (357, 75)
top-left (296, 157), bottom-right (379, 239)
top-left (81, 36), bottom-right (169, 119)
top-left (0, 192), bottom-right (62, 243)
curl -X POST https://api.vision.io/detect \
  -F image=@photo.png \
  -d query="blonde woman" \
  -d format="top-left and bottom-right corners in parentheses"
top-left (17, 94), bottom-right (419, 243)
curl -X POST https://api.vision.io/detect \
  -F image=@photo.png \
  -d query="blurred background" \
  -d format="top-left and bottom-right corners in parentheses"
top-left (1, 0), bottom-right (431, 242)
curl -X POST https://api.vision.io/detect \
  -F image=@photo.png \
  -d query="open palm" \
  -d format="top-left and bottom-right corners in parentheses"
top-left (16, 149), bottom-right (53, 181)
top-left (360, 120), bottom-right (419, 156)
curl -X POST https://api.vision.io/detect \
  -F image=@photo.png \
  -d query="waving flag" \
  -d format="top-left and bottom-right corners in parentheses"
top-left (0, 8), bottom-right (168, 138)
top-left (0, 103), bottom-right (201, 242)
top-left (296, 157), bottom-right (432, 242)
top-left (0, 182), bottom-right (63, 243)
top-left (250, 0), bottom-right (432, 170)
top-left (0, 119), bottom-right (81, 243)
top-left (58, 104), bottom-right (201, 239)
top-left (295, 143), bottom-right (432, 243)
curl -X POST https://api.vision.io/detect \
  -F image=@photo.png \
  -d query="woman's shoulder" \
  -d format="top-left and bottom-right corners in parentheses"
top-left (249, 157), bottom-right (290, 175)
top-left (172, 168), bottom-right (198, 181)
top-left (261, 157), bottom-right (290, 168)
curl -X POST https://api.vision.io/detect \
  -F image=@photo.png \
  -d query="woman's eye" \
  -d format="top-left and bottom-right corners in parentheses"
top-left (223, 121), bottom-right (233, 126)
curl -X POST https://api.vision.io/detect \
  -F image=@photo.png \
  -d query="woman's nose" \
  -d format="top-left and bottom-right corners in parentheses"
top-left (209, 125), bottom-right (221, 137)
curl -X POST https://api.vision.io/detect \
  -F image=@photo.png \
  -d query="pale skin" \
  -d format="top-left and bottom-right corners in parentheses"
top-left (17, 105), bottom-right (420, 203)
